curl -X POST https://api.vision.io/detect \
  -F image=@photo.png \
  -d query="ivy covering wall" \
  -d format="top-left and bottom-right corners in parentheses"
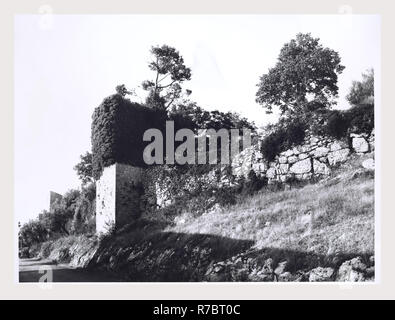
top-left (91, 94), bottom-right (166, 179)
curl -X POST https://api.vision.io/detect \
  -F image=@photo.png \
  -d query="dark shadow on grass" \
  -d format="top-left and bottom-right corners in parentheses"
top-left (89, 225), bottom-right (374, 281)
top-left (19, 218), bottom-right (373, 282)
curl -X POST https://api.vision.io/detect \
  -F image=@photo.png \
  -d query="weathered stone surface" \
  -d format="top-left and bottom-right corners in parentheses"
top-left (279, 175), bottom-right (288, 182)
top-left (313, 159), bottom-right (331, 175)
top-left (351, 133), bottom-right (368, 138)
top-left (362, 158), bottom-right (374, 170)
top-left (298, 153), bottom-right (309, 160)
top-left (327, 149), bottom-right (350, 166)
top-left (290, 158), bottom-right (312, 174)
top-left (96, 164), bottom-right (143, 234)
top-left (274, 261), bottom-right (288, 275)
top-left (309, 267), bottom-right (334, 282)
top-left (296, 145), bottom-right (310, 154)
top-left (278, 272), bottom-right (293, 282)
top-left (313, 147), bottom-right (329, 158)
top-left (302, 173), bottom-right (313, 180)
top-left (252, 163), bottom-right (266, 173)
top-left (96, 165), bottom-right (117, 234)
top-left (292, 147), bottom-right (300, 155)
top-left (283, 150), bottom-right (294, 157)
top-left (279, 163), bottom-right (289, 173)
top-left (266, 167), bottom-right (276, 179)
top-left (329, 141), bottom-right (347, 152)
top-left (352, 137), bottom-right (369, 153)
top-left (288, 156), bottom-right (298, 164)
top-left (337, 257), bottom-right (367, 282)
top-left (310, 137), bottom-right (319, 144)
top-left (279, 156), bottom-right (287, 164)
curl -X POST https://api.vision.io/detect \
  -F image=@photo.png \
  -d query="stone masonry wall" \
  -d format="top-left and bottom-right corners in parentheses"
top-left (96, 164), bottom-right (116, 234)
top-left (142, 129), bottom-right (375, 210)
top-left (96, 163), bottom-right (144, 234)
top-left (232, 129), bottom-right (375, 183)
top-left (97, 129), bottom-right (375, 230)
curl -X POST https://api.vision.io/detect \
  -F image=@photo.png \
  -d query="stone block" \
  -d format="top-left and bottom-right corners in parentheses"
top-left (327, 149), bottom-right (350, 166)
top-left (313, 147), bottom-right (330, 158)
top-left (289, 158), bottom-right (312, 174)
top-left (288, 155), bottom-right (298, 164)
top-left (352, 137), bottom-right (369, 153)
top-left (313, 159), bottom-right (331, 175)
top-left (279, 156), bottom-right (287, 164)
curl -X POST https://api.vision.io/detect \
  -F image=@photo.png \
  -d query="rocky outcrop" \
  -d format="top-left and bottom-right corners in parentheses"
top-left (309, 267), bottom-right (335, 282)
top-left (336, 256), bottom-right (374, 282)
top-left (202, 250), bottom-right (374, 282)
top-left (38, 235), bottom-right (100, 268)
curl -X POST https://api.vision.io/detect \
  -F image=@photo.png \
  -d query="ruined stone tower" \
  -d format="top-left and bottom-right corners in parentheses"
top-left (92, 94), bottom-right (162, 234)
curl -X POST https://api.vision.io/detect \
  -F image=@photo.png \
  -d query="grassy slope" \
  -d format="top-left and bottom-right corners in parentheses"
top-left (166, 155), bottom-right (375, 258)
top-left (35, 155), bottom-right (374, 281)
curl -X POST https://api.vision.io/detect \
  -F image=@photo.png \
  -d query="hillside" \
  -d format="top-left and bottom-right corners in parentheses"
top-left (36, 153), bottom-right (375, 282)
top-left (167, 155), bottom-right (374, 258)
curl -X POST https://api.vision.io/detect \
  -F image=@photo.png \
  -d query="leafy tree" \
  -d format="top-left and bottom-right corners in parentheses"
top-left (19, 219), bottom-right (49, 248)
top-left (346, 68), bottom-right (374, 106)
top-left (169, 102), bottom-right (256, 132)
top-left (74, 151), bottom-right (93, 185)
top-left (142, 45), bottom-right (192, 110)
top-left (38, 206), bottom-right (71, 237)
top-left (72, 183), bottom-right (96, 235)
top-left (256, 33), bottom-right (345, 116)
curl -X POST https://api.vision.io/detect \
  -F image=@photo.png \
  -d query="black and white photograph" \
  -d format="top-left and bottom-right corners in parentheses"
top-left (15, 14), bottom-right (379, 283)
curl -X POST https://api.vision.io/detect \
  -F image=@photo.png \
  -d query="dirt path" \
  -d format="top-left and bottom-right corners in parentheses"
top-left (19, 258), bottom-right (123, 282)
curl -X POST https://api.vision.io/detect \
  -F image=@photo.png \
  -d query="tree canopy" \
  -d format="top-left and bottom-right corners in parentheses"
top-left (346, 68), bottom-right (374, 106)
top-left (142, 45), bottom-right (192, 110)
top-left (74, 151), bottom-right (93, 185)
top-left (256, 33), bottom-right (345, 116)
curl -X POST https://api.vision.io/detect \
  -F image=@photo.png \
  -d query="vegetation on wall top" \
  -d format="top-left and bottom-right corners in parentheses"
top-left (91, 94), bottom-right (166, 179)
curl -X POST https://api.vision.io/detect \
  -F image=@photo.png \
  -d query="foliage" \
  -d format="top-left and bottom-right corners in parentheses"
top-left (115, 84), bottom-right (135, 97)
top-left (19, 185), bottom-right (97, 251)
top-left (347, 68), bottom-right (374, 106)
top-left (256, 33), bottom-right (345, 116)
top-left (71, 183), bottom-right (96, 235)
top-left (347, 103), bottom-right (374, 134)
top-left (322, 110), bottom-right (350, 139)
top-left (309, 69), bottom-right (374, 138)
top-left (261, 118), bottom-right (307, 161)
top-left (91, 94), bottom-right (166, 179)
top-left (309, 103), bottom-right (374, 139)
top-left (74, 151), bottom-right (93, 185)
top-left (169, 102), bottom-right (256, 132)
top-left (19, 218), bottom-right (49, 249)
top-left (142, 45), bottom-right (192, 110)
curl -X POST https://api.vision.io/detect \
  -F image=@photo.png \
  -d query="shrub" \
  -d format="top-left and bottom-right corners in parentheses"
top-left (347, 103), bottom-right (374, 134)
top-left (261, 118), bottom-right (306, 161)
top-left (241, 170), bottom-right (268, 195)
top-left (71, 183), bottom-right (96, 235)
top-left (324, 110), bottom-right (350, 139)
top-left (316, 103), bottom-right (374, 139)
top-left (347, 68), bottom-right (374, 106)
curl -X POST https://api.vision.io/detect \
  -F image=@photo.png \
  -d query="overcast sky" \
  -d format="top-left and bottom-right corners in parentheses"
top-left (15, 14), bottom-right (380, 223)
